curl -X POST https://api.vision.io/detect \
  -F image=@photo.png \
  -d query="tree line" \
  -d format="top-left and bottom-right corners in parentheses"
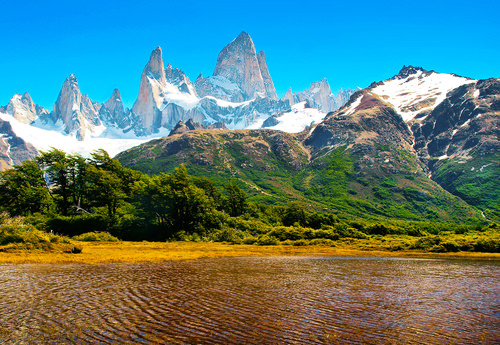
top-left (0, 149), bottom-right (497, 253)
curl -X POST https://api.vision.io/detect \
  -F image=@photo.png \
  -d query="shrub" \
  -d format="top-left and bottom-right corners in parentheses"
top-left (473, 238), bottom-right (500, 253)
top-left (72, 231), bottom-right (120, 242)
top-left (256, 235), bottom-right (279, 246)
top-left (309, 238), bottom-right (336, 246)
top-left (211, 227), bottom-right (244, 243)
top-left (0, 212), bottom-right (80, 253)
top-left (292, 239), bottom-right (309, 246)
top-left (242, 235), bottom-right (258, 245)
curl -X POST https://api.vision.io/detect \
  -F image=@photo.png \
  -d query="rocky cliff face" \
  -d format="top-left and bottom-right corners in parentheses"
top-left (412, 78), bottom-right (499, 161)
top-left (211, 31), bottom-right (267, 101)
top-left (132, 47), bottom-right (166, 131)
top-left (413, 78), bottom-right (500, 216)
top-left (98, 88), bottom-right (141, 133)
top-left (195, 32), bottom-right (278, 102)
top-left (165, 63), bottom-right (197, 97)
top-left (257, 51), bottom-right (278, 100)
top-left (52, 74), bottom-right (101, 140)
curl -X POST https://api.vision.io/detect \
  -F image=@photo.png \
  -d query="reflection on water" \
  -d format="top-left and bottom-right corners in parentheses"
top-left (0, 256), bottom-right (499, 344)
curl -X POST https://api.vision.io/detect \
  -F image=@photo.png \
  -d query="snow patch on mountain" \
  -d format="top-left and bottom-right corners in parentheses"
top-left (344, 94), bottom-right (363, 116)
top-left (0, 134), bottom-right (14, 165)
top-left (261, 102), bottom-right (326, 133)
top-left (372, 70), bottom-right (476, 122)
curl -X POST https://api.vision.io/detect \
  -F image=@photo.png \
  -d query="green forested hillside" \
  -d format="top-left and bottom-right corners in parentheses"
top-left (116, 126), bottom-right (479, 223)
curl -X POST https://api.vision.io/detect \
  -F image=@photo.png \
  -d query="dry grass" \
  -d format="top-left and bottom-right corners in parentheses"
top-left (0, 241), bottom-right (498, 265)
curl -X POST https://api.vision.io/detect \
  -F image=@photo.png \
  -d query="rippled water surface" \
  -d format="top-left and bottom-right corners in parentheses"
top-left (1, 256), bottom-right (499, 344)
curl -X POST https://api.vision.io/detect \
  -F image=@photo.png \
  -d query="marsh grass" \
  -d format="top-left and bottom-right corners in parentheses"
top-left (0, 240), bottom-right (498, 265)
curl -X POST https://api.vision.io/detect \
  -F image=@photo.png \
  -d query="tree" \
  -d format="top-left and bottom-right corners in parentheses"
top-left (86, 165), bottom-right (126, 217)
top-left (223, 182), bottom-right (248, 217)
top-left (283, 202), bottom-right (306, 227)
top-left (36, 149), bottom-right (72, 215)
top-left (134, 165), bottom-right (219, 237)
top-left (0, 160), bottom-right (52, 215)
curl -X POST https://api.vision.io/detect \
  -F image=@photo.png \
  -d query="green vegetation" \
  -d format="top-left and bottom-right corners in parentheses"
top-left (433, 153), bottom-right (499, 221)
top-left (117, 131), bottom-right (482, 223)
top-left (72, 231), bottom-right (120, 242)
top-left (0, 212), bottom-right (81, 253)
top-left (0, 149), bottom-right (497, 254)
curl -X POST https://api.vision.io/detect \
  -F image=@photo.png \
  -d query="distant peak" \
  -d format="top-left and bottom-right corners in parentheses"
top-left (196, 73), bottom-right (203, 82)
top-left (166, 62), bottom-right (172, 70)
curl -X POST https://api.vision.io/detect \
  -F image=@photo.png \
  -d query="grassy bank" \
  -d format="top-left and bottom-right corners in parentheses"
top-left (0, 240), bottom-right (498, 265)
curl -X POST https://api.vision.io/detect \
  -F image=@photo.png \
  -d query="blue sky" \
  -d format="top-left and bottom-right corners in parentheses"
top-left (1, 0), bottom-right (498, 109)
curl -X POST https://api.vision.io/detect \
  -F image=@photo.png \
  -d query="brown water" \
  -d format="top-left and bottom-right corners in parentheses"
top-left (0, 256), bottom-right (499, 344)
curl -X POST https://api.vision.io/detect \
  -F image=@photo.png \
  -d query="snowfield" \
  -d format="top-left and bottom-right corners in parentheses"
top-left (0, 112), bottom-right (160, 157)
top-left (371, 71), bottom-right (476, 122)
top-left (261, 102), bottom-right (326, 133)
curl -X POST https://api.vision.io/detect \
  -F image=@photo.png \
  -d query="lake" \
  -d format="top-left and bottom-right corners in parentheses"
top-left (1, 256), bottom-right (499, 344)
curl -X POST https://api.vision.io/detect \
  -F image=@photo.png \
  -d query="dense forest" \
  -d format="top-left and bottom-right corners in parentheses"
top-left (0, 149), bottom-right (498, 253)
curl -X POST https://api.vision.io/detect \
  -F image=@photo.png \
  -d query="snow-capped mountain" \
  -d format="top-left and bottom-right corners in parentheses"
top-left (0, 31), bottom-right (353, 169)
top-left (370, 66), bottom-right (475, 123)
top-left (1, 92), bottom-right (49, 124)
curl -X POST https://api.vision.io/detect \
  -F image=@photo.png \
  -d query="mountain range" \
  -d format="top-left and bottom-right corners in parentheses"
top-left (0, 31), bottom-right (354, 167)
top-left (0, 32), bottom-right (498, 222)
top-left (116, 66), bottom-right (499, 221)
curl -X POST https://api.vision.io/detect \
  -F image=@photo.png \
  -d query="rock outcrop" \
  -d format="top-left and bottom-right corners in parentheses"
top-left (168, 118), bottom-right (228, 136)
top-left (52, 74), bottom-right (101, 140)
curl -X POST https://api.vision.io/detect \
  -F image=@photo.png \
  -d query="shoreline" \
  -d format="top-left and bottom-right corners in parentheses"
top-left (0, 241), bottom-right (499, 265)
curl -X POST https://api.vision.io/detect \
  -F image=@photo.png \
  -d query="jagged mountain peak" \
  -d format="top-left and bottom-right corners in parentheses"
top-left (257, 50), bottom-right (278, 100)
top-left (234, 31), bottom-right (252, 44)
top-left (52, 74), bottom-right (101, 140)
top-left (64, 74), bottom-right (79, 87)
top-left (111, 88), bottom-right (121, 99)
top-left (397, 65), bottom-right (426, 78)
top-left (211, 31), bottom-right (267, 101)
top-left (21, 91), bottom-right (32, 103)
top-left (5, 91), bottom-right (47, 124)
top-left (144, 46), bottom-right (166, 82)
top-left (371, 66), bottom-right (476, 122)
top-left (213, 31), bottom-right (258, 75)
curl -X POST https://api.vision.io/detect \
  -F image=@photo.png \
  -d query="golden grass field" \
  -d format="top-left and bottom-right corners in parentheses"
top-left (0, 241), bottom-right (498, 265)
